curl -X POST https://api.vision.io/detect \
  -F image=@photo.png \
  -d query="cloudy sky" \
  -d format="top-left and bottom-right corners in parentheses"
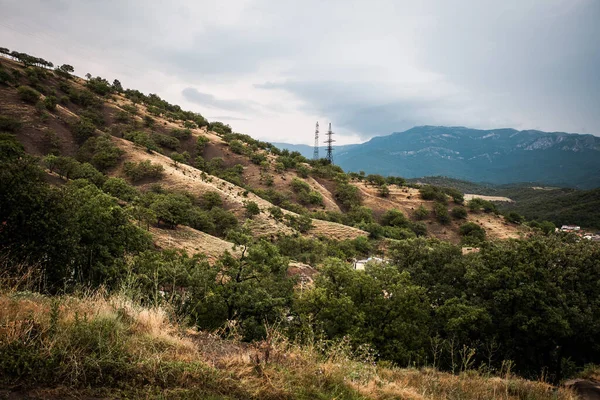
top-left (1, 0), bottom-right (599, 144)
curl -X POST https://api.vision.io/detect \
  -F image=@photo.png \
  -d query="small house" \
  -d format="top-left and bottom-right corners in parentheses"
top-left (353, 257), bottom-right (386, 271)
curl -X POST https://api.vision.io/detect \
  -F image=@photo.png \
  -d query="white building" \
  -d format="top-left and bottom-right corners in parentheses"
top-left (353, 257), bottom-right (386, 271)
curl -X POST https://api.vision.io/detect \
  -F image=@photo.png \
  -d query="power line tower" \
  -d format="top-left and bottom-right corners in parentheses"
top-left (324, 122), bottom-right (335, 164)
top-left (313, 122), bottom-right (319, 160)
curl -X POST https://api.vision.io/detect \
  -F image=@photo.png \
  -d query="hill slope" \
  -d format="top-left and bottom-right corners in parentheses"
top-left (0, 55), bottom-right (524, 248)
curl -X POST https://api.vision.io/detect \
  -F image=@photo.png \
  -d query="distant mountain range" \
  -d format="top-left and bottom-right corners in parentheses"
top-left (275, 126), bottom-right (600, 189)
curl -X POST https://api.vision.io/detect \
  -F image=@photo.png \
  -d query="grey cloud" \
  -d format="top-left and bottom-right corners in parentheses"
top-left (182, 87), bottom-right (258, 113)
top-left (256, 80), bottom-right (474, 139)
top-left (208, 115), bottom-right (249, 121)
top-left (1, 0), bottom-right (599, 142)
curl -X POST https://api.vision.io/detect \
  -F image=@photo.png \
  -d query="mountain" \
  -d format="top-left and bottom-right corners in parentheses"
top-left (281, 126), bottom-right (600, 189)
top-left (271, 143), bottom-right (359, 159)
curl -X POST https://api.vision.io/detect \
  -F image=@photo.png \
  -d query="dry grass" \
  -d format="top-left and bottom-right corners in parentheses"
top-left (0, 291), bottom-right (577, 399)
top-left (150, 224), bottom-right (240, 261)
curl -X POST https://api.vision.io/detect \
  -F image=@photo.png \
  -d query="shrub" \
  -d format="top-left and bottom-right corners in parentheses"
top-left (43, 95), bottom-right (58, 111)
top-left (70, 162), bottom-right (106, 187)
top-left (296, 165), bottom-right (309, 178)
top-left (451, 206), bottom-right (468, 219)
top-left (171, 128), bottom-right (192, 139)
top-left (17, 85), bottom-right (40, 104)
top-left (334, 181), bottom-right (361, 211)
top-left (102, 177), bottom-right (139, 201)
top-left (151, 132), bottom-right (180, 150)
top-left (409, 221), bottom-right (428, 237)
top-left (434, 202), bottom-right (451, 224)
top-left (0, 115), bottom-right (22, 132)
top-left (505, 211), bottom-right (525, 224)
top-left (244, 201), bottom-right (260, 218)
top-left (77, 135), bottom-right (124, 171)
top-left (71, 118), bottom-right (96, 143)
top-left (269, 206), bottom-right (284, 221)
top-left (200, 191), bottom-right (223, 210)
top-left (378, 184), bottom-right (390, 197)
top-left (414, 205), bottom-right (429, 220)
top-left (123, 160), bottom-right (164, 182)
top-left (229, 139), bottom-right (245, 154)
top-left (123, 131), bottom-right (159, 152)
top-left (208, 207), bottom-right (238, 236)
top-left (419, 185), bottom-right (447, 204)
top-left (459, 221), bottom-right (486, 245)
top-left (381, 209), bottom-right (409, 228)
top-left (196, 136), bottom-right (209, 153)
top-left (170, 152), bottom-right (187, 164)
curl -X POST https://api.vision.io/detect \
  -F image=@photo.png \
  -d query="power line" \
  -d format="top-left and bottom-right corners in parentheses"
top-left (324, 122), bottom-right (335, 164)
top-left (313, 121), bottom-right (319, 160)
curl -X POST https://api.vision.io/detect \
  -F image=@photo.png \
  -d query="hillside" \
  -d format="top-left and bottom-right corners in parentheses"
top-left (0, 54), bottom-right (525, 250)
top-left (4, 49), bottom-right (600, 398)
top-left (280, 126), bottom-right (600, 189)
top-left (0, 291), bottom-right (577, 400)
top-left (407, 177), bottom-right (600, 230)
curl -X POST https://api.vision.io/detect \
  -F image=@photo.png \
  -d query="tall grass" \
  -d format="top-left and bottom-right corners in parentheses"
top-left (0, 291), bottom-right (577, 399)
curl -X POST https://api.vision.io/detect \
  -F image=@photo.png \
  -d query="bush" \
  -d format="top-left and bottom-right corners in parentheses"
top-left (244, 201), bottom-right (260, 218)
top-left (171, 128), bottom-right (192, 139)
top-left (414, 205), bottom-right (429, 220)
top-left (71, 118), bottom-right (97, 143)
top-left (378, 184), bottom-right (390, 197)
top-left (196, 136), bottom-right (209, 153)
top-left (102, 177), bottom-right (139, 201)
top-left (17, 85), bottom-right (40, 104)
top-left (43, 95), bottom-right (58, 111)
top-left (381, 209), bottom-right (409, 228)
top-left (334, 181), bottom-right (361, 211)
top-left (208, 207), bottom-right (238, 236)
top-left (229, 139), bottom-right (245, 154)
top-left (123, 131), bottom-right (159, 152)
top-left (505, 211), bottom-right (525, 224)
top-left (123, 160), bottom-right (164, 182)
top-left (77, 135), bottom-right (123, 171)
top-left (419, 185), bottom-right (447, 204)
top-left (269, 206), bottom-right (284, 221)
top-left (151, 132), bottom-right (180, 150)
top-left (70, 163), bottom-right (106, 187)
top-left (200, 191), bottom-right (223, 210)
top-left (434, 202), bottom-right (451, 224)
top-left (0, 115), bottom-right (22, 132)
top-left (451, 206), bottom-right (468, 219)
top-left (459, 221), bottom-right (486, 245)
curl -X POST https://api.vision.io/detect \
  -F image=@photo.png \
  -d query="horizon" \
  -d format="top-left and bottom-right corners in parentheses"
top-left (2, 0), bottom-right (599, 145)
top-left (275, 124), bottom-right (600, 147)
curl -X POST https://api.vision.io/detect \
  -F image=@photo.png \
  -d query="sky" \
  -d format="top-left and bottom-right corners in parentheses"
top-left (1, 0), bottom-right (599, 145)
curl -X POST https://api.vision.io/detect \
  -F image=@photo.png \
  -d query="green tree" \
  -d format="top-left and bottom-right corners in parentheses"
top-left (244, 201), bottom-right (260, 218)
top-left (459, 222), bottom-right (486, 245)
top-left (451, 206), bottom-right (468, 219)
top-left (434, 203), bottom-right (451, 224)
top-left (102, 177), bottom-right (139, 201)
top-left (200, 191), bottom-right (223, 210)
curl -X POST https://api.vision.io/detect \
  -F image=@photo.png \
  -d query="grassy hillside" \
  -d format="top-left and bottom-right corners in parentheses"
top-left (0, 291), bottom-right (576, 400)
